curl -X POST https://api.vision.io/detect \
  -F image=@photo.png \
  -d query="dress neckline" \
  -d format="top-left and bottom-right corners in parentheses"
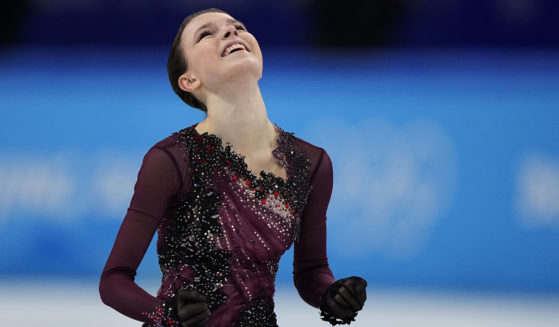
top-left (190, 122), bottom-right (289, 185)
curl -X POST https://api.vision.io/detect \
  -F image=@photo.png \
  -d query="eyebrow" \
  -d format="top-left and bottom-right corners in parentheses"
top-left (193, 18), bottom-right (246, 42)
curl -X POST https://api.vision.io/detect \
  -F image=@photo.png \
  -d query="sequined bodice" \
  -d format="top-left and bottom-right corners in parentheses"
top-left (152, 124), bottom-right (313, 326)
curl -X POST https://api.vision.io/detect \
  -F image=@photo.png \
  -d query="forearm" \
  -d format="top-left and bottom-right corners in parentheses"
top-left (99, 268), bottom-right (162, 322)
top-left (293, 259), bottom-right (335, 308)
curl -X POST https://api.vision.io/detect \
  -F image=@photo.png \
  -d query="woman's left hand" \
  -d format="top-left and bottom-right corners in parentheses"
top-left (320, 276), bottom-right (367, 324)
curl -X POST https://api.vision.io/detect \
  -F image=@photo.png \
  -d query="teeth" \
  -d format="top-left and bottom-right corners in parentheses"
top-left (223, 43), bottom-right (246, 56)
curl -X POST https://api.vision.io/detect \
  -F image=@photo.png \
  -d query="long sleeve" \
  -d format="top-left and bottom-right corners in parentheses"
top-left (99, 143), bottom-right (186, 323)
top-left (293, 148), bottom-right (336, 308)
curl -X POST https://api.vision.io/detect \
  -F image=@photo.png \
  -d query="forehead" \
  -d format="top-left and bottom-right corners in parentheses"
top-left (181, 12), bottom-right (236, 44)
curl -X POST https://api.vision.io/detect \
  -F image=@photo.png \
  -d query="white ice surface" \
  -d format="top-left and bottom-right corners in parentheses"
top-left (0, 280), bottom-right (558, 327)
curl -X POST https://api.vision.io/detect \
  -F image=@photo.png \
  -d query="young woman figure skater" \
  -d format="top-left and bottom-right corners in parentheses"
top-left (99, 8), bottom-right (367, 327)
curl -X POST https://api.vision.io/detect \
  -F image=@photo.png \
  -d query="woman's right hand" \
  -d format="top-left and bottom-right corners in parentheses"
top-left (176, 289), bottom-right (210, 327)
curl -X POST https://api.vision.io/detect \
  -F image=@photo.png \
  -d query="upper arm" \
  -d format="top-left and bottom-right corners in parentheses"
top-left (296, 148), bottom-right (334, 256)
top-left (102, 145), bottom-right (183, 272)
top-left (302, 149), bottom-right (333, 227)
top-left (292, 148), bottom-right (336, 307)
top-left (127, 146), bottom-right (183, 219)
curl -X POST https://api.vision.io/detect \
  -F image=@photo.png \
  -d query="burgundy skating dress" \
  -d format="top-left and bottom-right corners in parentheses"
top-left (99, 123), bottom-right (336, 326)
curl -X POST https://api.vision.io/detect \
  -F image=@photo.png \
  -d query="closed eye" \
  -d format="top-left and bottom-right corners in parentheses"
top-left (235, 24), bottom-right (246, 31)
top-left (197, 30), bottom-right (213, 42)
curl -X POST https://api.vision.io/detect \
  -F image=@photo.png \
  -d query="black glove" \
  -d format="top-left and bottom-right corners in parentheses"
top-left (319, 276), bottom-right (367, 325)
top-left (176, 289), bottom-right (211, 327)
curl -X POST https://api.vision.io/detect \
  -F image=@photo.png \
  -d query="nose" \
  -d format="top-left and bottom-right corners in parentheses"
top-left (222, 24), bottom-right (238, 39)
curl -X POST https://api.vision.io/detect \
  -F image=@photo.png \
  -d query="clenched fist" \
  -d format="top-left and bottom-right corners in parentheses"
top-left (320, 276), bottom-right (367, 325)
top-left (176, 289), bottom-right (211, 327)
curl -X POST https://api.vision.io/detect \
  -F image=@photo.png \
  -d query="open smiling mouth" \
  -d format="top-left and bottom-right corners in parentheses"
top-left (222, 43), bottom-right (249, 57)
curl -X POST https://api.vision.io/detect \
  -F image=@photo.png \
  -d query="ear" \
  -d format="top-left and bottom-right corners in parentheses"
top-left (178, 73), bottom-right (201, 93)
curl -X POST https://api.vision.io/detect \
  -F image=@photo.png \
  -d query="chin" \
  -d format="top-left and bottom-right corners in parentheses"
top-left (224, 58), bottom-right (263, 80)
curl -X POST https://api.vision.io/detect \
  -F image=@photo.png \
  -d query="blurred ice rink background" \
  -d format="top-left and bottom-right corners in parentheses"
top-left (2, 280), bottom-right (559, 326)
top-left (1, 1), bottom-right (559, 326)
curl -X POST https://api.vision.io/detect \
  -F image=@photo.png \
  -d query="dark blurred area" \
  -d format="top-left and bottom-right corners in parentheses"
top-left (1, 0), bottom-right (28, 44)
top-left (1, 0), bottom-right (558, 48)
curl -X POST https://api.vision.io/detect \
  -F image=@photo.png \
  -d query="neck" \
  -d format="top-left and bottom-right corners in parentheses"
top-left (196, 80), bottom-right (276, 154)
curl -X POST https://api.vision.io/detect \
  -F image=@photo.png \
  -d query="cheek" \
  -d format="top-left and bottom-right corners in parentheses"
top-left (188, 48), bottom-right (218, 78)
top-left (248, 36), bottom-right (261, 53)
top-left (249, 38), bottom-right (263, 64)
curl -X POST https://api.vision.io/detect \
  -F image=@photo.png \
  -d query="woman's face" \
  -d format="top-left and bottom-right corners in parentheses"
top-left (179, 12), bottom-right (263, 92)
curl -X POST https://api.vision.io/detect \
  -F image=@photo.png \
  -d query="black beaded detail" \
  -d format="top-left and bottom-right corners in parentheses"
top-left (145, 122), bottom-right (313, 326)
top-left (319, 308), bottom-right (356, 326)
top-left (141, 295), bottom-right (180, 327)
top-left (181, 123), bottom-right (313, 241)
top-left (320, 311), bottom-right (355, 326)
top-left (234, 299), bottom-right (278, 327)
top-left (156, 138), bottom-right (231, 310)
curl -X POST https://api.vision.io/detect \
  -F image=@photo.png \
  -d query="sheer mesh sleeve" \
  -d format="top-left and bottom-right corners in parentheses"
top-left (99, 141), bottom-right (188, 323)
top-left (293, 148), bottom-right (336, 308)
